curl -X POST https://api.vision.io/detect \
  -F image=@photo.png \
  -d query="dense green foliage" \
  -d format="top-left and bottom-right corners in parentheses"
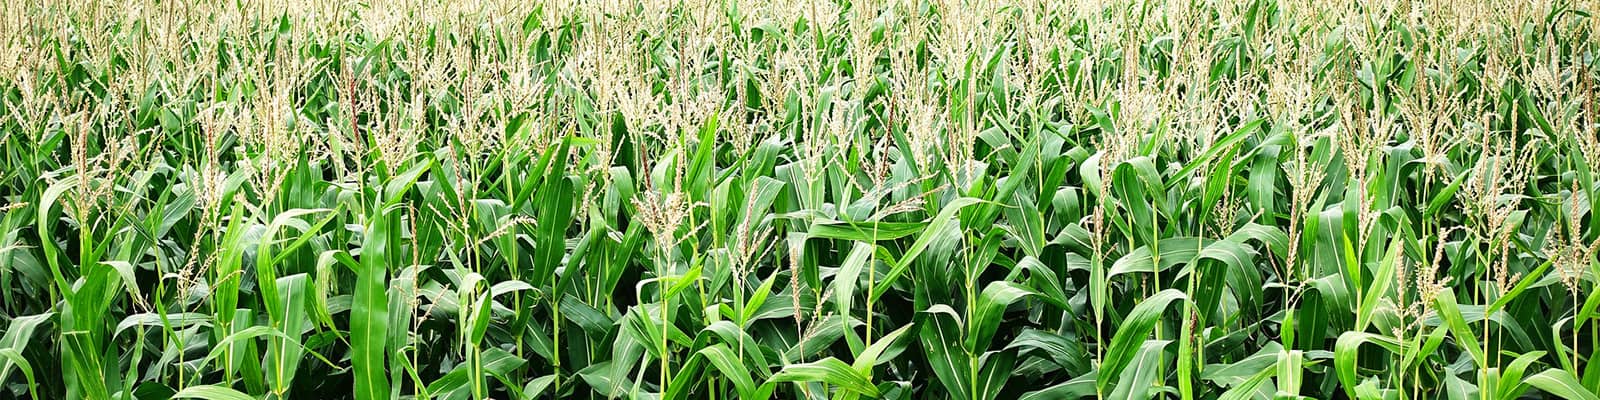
top-left (1, 0), bottom-right (1599, 399)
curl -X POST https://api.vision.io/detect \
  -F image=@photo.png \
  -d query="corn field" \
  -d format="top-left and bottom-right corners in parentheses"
top-left (0, 0), bottom-right (1598, 398)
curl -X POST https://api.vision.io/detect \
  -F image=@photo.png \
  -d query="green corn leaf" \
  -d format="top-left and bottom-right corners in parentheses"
top-left (170, 385), bottom-right (255, 400)
top-left (1099, 289), bottom-right (1187, 392)
top-left (920, 305), bottom-right (970, 400)
top-left (873, 197), bottom-right (984, 303)
top-left (351, 205), bottom-right (398, 400)
top-left (768, 357), bottom-right (879, 397)
top-left (1524, 369), bottom-right (1600, 400)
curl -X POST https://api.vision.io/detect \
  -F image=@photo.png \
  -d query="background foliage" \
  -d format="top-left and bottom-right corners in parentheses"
top-left (1, 0), bottom-right (1598, 399)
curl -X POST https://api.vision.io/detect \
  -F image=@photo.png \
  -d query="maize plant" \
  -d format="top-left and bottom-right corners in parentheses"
top-left (1, 0), bottom-right (1599, 399)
